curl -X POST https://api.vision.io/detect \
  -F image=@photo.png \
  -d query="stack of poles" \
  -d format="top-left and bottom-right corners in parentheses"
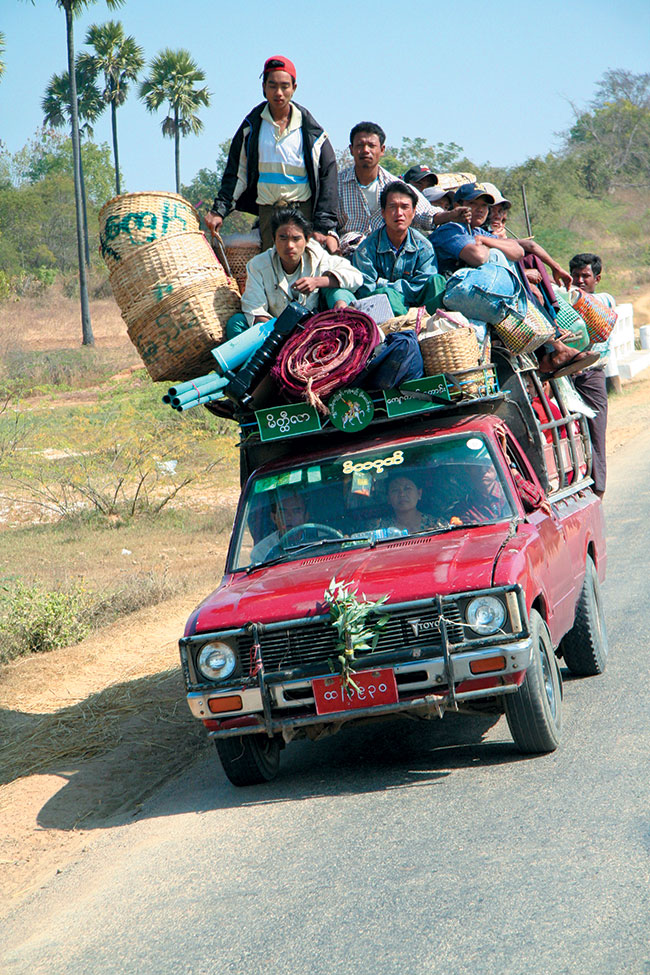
top-left (162, 317), bottom-right (277, 412)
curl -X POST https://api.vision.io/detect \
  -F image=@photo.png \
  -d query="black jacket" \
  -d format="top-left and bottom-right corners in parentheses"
top-left (212, 101), bottom-right (338, 235)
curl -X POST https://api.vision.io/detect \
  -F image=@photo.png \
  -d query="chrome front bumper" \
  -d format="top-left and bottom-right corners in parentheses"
top-left (186, 636), bottom-right (534, 738)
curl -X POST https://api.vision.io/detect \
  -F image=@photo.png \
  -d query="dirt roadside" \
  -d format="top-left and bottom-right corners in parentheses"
top-left (2, 289), bottom-right (650, 916)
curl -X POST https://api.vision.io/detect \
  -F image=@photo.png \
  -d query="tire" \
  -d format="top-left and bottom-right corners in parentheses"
top-left (505, 609), bottom-right (562, 754)
top-left (560, 556), bottom-right (608, 677)
top-left (215, 734), bottom-right (281, 786)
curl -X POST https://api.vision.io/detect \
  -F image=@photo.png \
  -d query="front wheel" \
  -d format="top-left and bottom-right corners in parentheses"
top-left (505, 609), bottom-right (562, 754)
top-left (560, 556), bottom-right (608, 677)
top-left (215, 734), bottom-right (281, 786)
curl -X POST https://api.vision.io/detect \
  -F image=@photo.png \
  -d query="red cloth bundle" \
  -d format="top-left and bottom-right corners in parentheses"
top-left (271, 309), bottom-right (381, 413)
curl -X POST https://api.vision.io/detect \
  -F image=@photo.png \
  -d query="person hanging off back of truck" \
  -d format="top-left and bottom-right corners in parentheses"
top-left (569, 252), bottom-right (615, 498)
top-left (225, 207), bottom-right (362, 338)
top-left (337, 123), bottom-right (446, 256)
top-left (204, 56), bottom-right (339, 253)
top-left (351, 181), bottom-right (447, 316)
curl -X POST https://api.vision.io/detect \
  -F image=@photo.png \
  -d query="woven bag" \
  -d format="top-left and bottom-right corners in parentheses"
top-left (222, 232), bottom-right (262, 295)
top-left (554, 294), bottom-right (589, 351)
top-left (99, 191), bottom-right (199, 271)
top-left (418, 325), bottom-right (480, 377)
top-left (493, 304), bottom-right (555, 354)
top-left (570, 289), bottom-right (617, 343)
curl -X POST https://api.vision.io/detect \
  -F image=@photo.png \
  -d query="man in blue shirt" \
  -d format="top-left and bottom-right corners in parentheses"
top-left (432, 183), bottom-right (525, 275)
top-left (352, 181), bottom-right (446, 315)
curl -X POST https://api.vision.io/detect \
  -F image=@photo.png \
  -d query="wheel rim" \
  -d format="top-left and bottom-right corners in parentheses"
top-left (540, 643), bottom-right (557, 719)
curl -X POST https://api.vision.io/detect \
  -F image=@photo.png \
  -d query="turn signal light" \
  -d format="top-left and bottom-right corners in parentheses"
top-left (208, 695), bottom-right (243, 714)
top-left (469, 655), bottom-right (506, 675)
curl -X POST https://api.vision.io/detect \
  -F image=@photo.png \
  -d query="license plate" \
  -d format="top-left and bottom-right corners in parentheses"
top-left (312, 668), bottom-right (398, 715)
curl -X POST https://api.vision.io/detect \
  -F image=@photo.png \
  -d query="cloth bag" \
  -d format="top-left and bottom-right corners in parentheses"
top-left (358, 331), bottom-right (424, 389)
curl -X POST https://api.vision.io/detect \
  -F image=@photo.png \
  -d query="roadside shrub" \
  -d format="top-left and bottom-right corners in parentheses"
top-left (88, 570), bottom-right (187, 627)
top-left (0, 580), bottom-right (91, 662)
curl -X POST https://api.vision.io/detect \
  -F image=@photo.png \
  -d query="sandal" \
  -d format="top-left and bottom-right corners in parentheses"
top-left (539, 350), bottom-right (600, 380)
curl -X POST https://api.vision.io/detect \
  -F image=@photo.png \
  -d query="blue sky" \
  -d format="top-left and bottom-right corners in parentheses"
top-left (1, 0), bottom-right (648, 195)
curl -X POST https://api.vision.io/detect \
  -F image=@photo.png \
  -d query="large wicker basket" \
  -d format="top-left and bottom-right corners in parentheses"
top-left (419, 325), bottom-right (480, 376)
top-left (98, 191), bottom-right (200, 271)
top-left (222, 232), bottom-right (262, 295)
top-left (99, 192), bottom-right (242, 381)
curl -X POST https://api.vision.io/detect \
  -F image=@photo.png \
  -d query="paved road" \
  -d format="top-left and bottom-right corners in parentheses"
top-left (1, 432), bottom-right (649, 975)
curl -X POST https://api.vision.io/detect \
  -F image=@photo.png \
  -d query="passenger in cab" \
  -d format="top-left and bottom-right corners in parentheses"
top-left (337, 123), bottom-right (442, 255)
top-left (205, 56), bottom-right (338, 252)
top-left (351, 181), bottom-right (446, 315)
top-left (380, 475), bottom-right (445, 533)
top-left (226, 207), bottom-right (362, 337)
top-left (569, 252), bottom-right (614, 498)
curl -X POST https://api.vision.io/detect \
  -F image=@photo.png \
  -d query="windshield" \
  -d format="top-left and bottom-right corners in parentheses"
top-left (229, 434), bottom-right (514, 571)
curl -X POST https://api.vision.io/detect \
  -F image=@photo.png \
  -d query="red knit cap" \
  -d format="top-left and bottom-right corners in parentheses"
top-left (262, 56), bottom-right (296, 81)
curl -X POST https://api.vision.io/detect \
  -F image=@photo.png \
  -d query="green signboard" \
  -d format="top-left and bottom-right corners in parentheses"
top-left (256, 402), bottom-right (322, 442)
top-left (328, 388), bottom-right (375, 433)
top-left (384, 374), bottom-right (451, 418)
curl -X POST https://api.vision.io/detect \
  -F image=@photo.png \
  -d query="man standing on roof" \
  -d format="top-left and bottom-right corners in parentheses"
top-left (569, 253), bottom-right (615, 498)
top-left (205, 56), bottom-right (338, 252)
top-left (337, 123), bottom-right (443, 255)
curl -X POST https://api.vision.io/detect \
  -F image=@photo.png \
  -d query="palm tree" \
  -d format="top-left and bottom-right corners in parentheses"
top-left (139, 49), bottom-right (210, 194)
top-left (30, 0), bottom-right (124, 346)
top-left (43, 59), bottom-right (104, 266)
top-left (84, 20), bottom-right (144, 196)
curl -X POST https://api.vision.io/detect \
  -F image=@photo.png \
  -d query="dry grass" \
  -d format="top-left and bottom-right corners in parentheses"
top-left (0, 668), bottom-right (196, 787)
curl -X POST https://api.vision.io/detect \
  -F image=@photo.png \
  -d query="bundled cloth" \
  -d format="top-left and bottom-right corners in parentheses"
top-left (271, 308), bottom-right (382, 414)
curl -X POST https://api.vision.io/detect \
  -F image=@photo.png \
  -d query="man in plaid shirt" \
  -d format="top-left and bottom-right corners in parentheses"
top-left (337, 122), bottom-right (441, 255)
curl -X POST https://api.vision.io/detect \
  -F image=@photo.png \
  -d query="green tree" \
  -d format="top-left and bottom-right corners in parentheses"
top-left (566, 69), bottom-right (650, 193)
top-left (84, 20), bottom-right (144, 195)
top-left (139, 48), bottom-right (210, 194)
top-left (181, 140), bottom-right (253, 232)
top-left (383, 136), bottom-right (464, 177)
top-left (0, 31), bottom-right (5, 83)
top-left (42, 59), bottom-right (104, 266)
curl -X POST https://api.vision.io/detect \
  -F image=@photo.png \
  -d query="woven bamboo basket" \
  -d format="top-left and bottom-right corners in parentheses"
top-left (222, 232), bottom-right (262, 295)
top-left (419, 325), bottom-right (480, 376)
top-left (126, 276), bottom-right (241, 382)
top-left (449, 365), bottom-right (499, 400)
top-left (109, 231), bottom-right (236, 322)
top-left (98, 192), bottom-right (200, 271)
top-left (493, 304), bottom-right (555, 355)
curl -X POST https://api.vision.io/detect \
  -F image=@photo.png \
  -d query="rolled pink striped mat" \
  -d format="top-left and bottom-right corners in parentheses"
top-left (271, 308), bottom-right (381, 414)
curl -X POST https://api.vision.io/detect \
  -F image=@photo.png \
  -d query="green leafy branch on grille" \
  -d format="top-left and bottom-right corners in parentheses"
top-left (323, 577), bottom-right (390, 694)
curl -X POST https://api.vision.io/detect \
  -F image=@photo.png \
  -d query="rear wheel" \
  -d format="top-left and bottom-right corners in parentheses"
top-left (505, 609), bottom-right (562, 754)
top-left (215, 734), bottom-right (281, 786)
top-left (560, 556), bottom-right (608, 676)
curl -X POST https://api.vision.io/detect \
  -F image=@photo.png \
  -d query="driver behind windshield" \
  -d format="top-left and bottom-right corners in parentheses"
top-left (250, 490), bottom-right (308, 563)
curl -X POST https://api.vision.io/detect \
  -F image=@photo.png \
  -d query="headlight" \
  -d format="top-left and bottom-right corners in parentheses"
top-left (197, 641), bottom-right (237, 681)
top-left (465, 596), bottom-right (506, 636)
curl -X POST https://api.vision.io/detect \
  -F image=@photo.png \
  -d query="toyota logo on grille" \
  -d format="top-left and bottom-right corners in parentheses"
top-left (407, 618), bottom-right (438, 638)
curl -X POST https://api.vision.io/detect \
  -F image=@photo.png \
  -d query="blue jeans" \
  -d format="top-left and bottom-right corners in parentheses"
top-left (443, 263), bottom-right (527, 325)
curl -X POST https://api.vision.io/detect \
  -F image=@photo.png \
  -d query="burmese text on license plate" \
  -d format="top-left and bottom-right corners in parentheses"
top-left (312, 668), bottom-right (398, 715)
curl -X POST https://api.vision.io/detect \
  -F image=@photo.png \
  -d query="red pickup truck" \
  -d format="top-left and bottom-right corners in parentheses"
top-left (179, 351), bottom-right (607, 785)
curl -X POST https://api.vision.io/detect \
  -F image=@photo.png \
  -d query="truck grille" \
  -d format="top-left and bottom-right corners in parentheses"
top-left (237, 605), bottom-right (464, 674)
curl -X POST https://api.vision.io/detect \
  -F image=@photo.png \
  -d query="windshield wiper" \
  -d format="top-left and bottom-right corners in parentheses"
top-left (245, 534), bottom-right (361, 573)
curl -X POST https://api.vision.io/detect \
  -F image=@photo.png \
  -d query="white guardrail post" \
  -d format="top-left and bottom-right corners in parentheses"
top-left (605, 303), bottom-right (634, 383)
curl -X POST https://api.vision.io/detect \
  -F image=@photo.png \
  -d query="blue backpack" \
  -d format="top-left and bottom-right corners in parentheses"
top-left (358, 330), bottom-right (424, 390)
